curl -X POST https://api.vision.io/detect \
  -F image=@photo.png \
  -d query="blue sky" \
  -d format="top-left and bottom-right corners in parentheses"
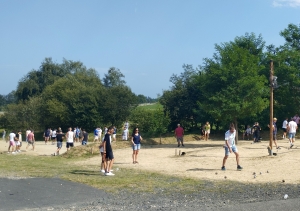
top-left (0, 0), bottom-right (299, 98)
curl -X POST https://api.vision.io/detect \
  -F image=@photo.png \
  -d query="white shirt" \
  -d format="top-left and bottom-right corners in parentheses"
top-left (225, 130), bottom-right (236, 147)
top-left (288, 121), bottom-right (297, 133)
top-left (67, 131), bottom-right (74, 143)
top-left (282, 120), bottom-right (288, 129)
top-left (52, 131), bottom-right (57, 137)
top-left (9, 133), bottom-right (15, 142)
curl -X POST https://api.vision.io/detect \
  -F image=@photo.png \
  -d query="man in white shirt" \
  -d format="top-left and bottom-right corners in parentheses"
top-left (66, 127), bottom-right (74, 151)
top-left (282, 118), bottom-right (288, 139)
top-left (221, 125), bottom-right (243, 171)
top-left (288, 118), bottom-right (298, 148)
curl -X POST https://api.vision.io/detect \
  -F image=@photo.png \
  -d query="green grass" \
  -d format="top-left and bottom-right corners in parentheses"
top-left (0, 153), bottom-right (210, 194)
top-left (137, 102), bottom-right (163, 110)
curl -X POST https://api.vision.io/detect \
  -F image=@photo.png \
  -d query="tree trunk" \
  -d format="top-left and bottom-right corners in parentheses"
top-left (235, 118), bottom-right (238, 145)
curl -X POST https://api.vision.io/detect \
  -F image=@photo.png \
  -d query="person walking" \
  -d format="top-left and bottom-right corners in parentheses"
top-left (66, 127), bottom-right (74, 151)
top-left (8, 131), bottom-right (17, 154)
top-left (282, 117), bottom-right (288, 139)
top-left (54, 129), bottom-right (64, 156)
top-left (51, 129), bottom-right (57, 145)
top-left (131, 127), bottom-right (143, 164)
top-left (221, 125), bottom-right (243, 171)
top-left (288, 118), bottom-right (298, 148)
top-left (175, 124), bottom-right (184, 147)
top-left (26, 130), bottom-right (35, 151)
top-left (103, 126), bottom-right (115, 176)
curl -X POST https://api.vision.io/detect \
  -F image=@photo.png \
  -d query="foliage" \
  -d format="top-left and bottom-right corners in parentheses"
top-left (102, 67), bottom-right (126, 88)
top-left (129, 106), bottom-right (170, 137)
top-left (136, 94), bottom-right (158, 104)
top-left (280, 23), bottom-right (300, 50)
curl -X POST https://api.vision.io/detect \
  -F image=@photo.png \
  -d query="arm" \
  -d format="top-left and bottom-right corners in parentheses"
top-left (103, 141), bottom-right (106, 153)
top-left (131, 136), bottom-right (135, 145)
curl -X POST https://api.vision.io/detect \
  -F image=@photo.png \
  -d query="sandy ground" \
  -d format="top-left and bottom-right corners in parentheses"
top-left (2, 138), bottom-right (300, 184)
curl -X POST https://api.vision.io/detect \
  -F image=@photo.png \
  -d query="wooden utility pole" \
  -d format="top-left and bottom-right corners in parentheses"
top-left (269, 60), bottom-right (274, 152)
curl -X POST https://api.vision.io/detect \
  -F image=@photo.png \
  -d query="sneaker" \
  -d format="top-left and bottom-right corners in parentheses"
top-left (100, 169), bottom-right (105, 173)
top-left (290, 144), bottom-right (294, 148)
top-left (221, 166), bottom-right (226, 171)
top-left (12, 152), bottom-right (16, 154)
top-left (237, 165), bottom-right (243, 171)
top-left (105, 172), bottom-right (115, 176)
top-left (182, 144), bottom-right (185, 147)
top-left (177, 144), bottom-right (180, 147)
top-left (276, 147), bottom-right (281, 150)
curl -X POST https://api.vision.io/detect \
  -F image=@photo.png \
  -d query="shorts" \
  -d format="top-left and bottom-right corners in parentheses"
top-left (94, 136), bottom-right (99, 140)
top-left (133, 144), bottom-right (141, 150)
top-left (51, 137), bottom-right (56, 140)
top-left (75, 134), bottom-right (79, 138)
top-left (224, 145), bottom-right (238, 156)
top-left (27, 141), bottom-right (35, 145)
top-left (15, 141), bottom-right (20, 146)
top-left (105, 151), bottom-right (114, 160)
top-left (176, 137), bottom-right (183, 142)
top-left (253, 133), bottom-right (259, 139)
top-left (82, 141), bottom-right (87, 145)
top-left (273, 133), bottom-right (277, 141)
top-left (9, 140), bottom-right (16, 146)
top-left (205, 130), bottom-right (210, 134)
top-left (289, 133), bottom-right (296, 139)
top-left (122, 135), bottom-right (128, 140)
top-left (57, 142), bottom-right (62, 148)
top-left (66, 142), bottom-right (74, 148)
top-left (113, 134), bottom-right (116, 138)
top-left (282, 128), bottom-right (287, 132)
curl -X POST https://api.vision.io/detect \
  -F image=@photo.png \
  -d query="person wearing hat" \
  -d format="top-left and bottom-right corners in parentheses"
top-left (268, 118), bottom-right (280, 150)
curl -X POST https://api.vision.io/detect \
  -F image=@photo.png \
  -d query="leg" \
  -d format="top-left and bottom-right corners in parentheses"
top-left (222, 155), bottom-right (228, 167)
top-left (132, 150), bottom-right (135, 163)
top-left (233, 152), bottom-right (240, 165)
top-left (135, 150), bottom-right (139, 163)
top-left (107, 159), bottom-right (114, 172)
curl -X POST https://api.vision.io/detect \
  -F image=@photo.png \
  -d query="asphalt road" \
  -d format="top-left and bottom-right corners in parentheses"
top-left (0, 177), bottom-right (299, 211)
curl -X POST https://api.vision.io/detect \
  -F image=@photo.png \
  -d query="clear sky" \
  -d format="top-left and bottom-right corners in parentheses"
top-left (0, 0), bottom-right (299, 98)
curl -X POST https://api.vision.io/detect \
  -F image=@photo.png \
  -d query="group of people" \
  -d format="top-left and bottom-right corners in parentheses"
top-left (6, 129), bottom-right (35, 154)
top-left (99, 123), bottom-right (143, 176)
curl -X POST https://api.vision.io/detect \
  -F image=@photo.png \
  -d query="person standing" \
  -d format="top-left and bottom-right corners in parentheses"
top-left (221, 125), bottom-right (243, 171)
top-left (124, 120), bottom-right (129, 130)
top-left (243, 125), bottom-right (252, 140)
top-left (8, 131), bottom-right (17, 154)
top-left (204, 122), bottom-right (211, 141)
top-left (2, 129), bottom-right (6, 141)
top-left (131, 127), bottom-right (143, 164)
top-left (16, 131), bottom-right (22, 152)
top-left (268, 118), bottom-right (280, 149)
top-left (175, 124), bottom-right (184, 147)
top-left (26, 130), bottom-right (35, 151)
top-left (288, 118), bottom-right (298, 148)
top-left (81, 129), bottom-right (89, 145)
top-left (66, 127), bottom-right (74, 151)
top-left (252, 122), bottom-right (261, 143)
top-left (54, 129), bottom-right (64, 156)
top-left (43, 128), bottom-right (51, 144)
top-left (293, 114), bottom-right (300, 128)
top-left (74, 127), bottom-right (80, 143)
top-left (282, 118), bottom-right (288, 139)
top-left (103, 126), bottom-right (115, 176)
top-left (122, 127), bottom-right (129, 141)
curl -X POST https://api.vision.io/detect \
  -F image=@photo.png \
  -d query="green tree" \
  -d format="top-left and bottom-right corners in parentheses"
top-left (280, 23), bottom-right (300, 50)
top-left (102, 67), bottom-right (126, 88)
top-left (197, 33), bottom-right (269, 142)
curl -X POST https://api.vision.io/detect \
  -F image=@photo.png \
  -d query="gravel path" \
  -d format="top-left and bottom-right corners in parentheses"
top-left (1, 178), bottom-right (300, 211)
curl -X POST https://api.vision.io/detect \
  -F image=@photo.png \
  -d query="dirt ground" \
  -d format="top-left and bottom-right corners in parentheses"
top-left (2, 137), bottom-right (300, 184)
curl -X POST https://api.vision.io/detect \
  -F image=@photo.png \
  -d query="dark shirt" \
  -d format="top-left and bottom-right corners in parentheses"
top-left (104, 133), bottom-right (112, 152)
top-left (132, 134), bottom-right (141, 144)
top-left (253, 125), bottom-right (261, 134)
top-left (273, 122), bottom-right (277, 135)
top-left (83, 132), bottom-right (88, 142)
top-left (56, 133), bottom-right (64, 143)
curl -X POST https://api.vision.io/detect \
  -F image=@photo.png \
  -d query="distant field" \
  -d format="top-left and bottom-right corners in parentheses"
top-left (137, 103), bottom-right (162, 110)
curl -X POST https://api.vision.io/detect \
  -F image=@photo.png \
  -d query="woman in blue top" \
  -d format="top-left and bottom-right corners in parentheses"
top-left (131, 127), bottom-right (143, 164)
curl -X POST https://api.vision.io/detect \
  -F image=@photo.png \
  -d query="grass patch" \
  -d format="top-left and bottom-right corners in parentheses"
top-left (137, 103), bottom-right (163, 110)
top-left (0, 153), bottom-right (209, 194)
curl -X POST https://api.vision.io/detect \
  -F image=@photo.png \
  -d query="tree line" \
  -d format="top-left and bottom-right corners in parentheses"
top-left (1, 23), bottom-right (300, 137)
top-left (159, 23), bottom-right (300, 135)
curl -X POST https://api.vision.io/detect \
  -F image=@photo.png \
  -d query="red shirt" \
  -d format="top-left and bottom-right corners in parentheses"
top-left (175, 127), bottom-right (184, 137)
